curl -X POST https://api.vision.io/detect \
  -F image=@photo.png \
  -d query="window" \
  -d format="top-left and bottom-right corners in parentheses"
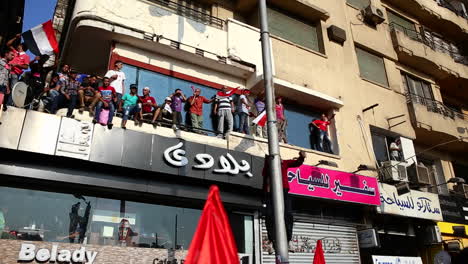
top-left (267, 8), bottom-right (324, 53)
top-left (347, 0), bottom-right (370, 9)
top-left (356, 47), bottom-right (389, 87)
top-left (401, 72), bottom-right (434, 105)
top-left (417, 157), bottom-right (448, 195)
top-left (122, 63), bottom-right (336, 153)
top-left (0, 186), bottom-right (252, 255)
top-left (285, 105), bottom-right (337, 154)
top-left (387, 10), bottom-right (419, 40)
top-left (122, 64), bottom-right (219, 132)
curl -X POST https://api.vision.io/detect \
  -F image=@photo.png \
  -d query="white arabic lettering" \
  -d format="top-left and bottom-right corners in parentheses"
top-left (194, 153), bottom-right (214, 169)
top-left (163, 142), bottom-right (253, 178)
top-left (164, 142), bottom-right (188, 167)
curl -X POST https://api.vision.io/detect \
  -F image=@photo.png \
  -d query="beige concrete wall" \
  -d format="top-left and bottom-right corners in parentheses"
top-left (114, 43), bottom-right (246, 89)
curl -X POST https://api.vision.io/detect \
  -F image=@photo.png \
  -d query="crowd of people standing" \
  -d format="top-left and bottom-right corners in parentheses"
top-left (0, 35), bottom-right (334, 153)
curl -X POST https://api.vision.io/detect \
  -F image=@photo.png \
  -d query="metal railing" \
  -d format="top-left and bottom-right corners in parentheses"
top-left (148, 0), bottom-right (224, 29)
top-left (389, 22), bottom-right (468, 66)
top-left (406, 93), bottom-right (468, 120)
top-left (436, 0), bottom-right (468, 19)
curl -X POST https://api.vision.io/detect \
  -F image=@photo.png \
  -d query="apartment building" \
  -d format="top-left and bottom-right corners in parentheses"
top-left (0, 0), bottom-right (467, 263)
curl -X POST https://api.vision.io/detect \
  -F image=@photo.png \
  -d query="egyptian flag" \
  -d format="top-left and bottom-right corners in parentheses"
top-left (22, 20), bottom-right (59, 56)
top-left (252, 110), bottom-right (267, 127)
top-left (216, 87), bottom-right (238, 97)
top-left (185, 186), bottom-right (239, 264)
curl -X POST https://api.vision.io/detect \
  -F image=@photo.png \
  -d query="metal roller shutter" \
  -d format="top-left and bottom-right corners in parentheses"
top-left (261, 221), bottom-right (360, 264)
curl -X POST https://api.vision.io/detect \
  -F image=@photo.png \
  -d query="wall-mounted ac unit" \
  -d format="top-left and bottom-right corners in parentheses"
top-left (422, 225), bottom-right (442, 245)
top-left (381, 160), bottom-right (408, 182)
top-left (454, 184), bottom-right (468, 199)
top-left (407, 163), bottom-right (431, 185)
top-left (363, 5), bottom-right (385, 25)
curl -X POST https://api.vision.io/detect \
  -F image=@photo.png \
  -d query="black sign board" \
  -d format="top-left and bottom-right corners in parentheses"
top-left (90, 129), bottom-right (263, 189)
top-left (439, 195), bottom-right (468, 225)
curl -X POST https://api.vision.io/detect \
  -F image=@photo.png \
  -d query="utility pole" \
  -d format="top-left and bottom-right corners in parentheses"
top-left (258, 0), bottom-right (289, 263)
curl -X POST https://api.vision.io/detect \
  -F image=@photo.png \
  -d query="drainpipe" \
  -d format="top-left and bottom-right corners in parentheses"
top-left (258, 0), bottom-right (289, 263)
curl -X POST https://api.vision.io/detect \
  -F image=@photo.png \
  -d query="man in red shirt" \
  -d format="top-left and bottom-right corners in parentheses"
top-left (262, 151), bottom-right (306, 247)
top-left (187, 87), bottom-right (213, 132)
top-left (92, 77), bottom-right (116, 129)
top-left (6, 34), bottom-right (30, 106)
top-left (311, 113), bottom-right (334, 154)
top-left (139, 87), bottom-right (157, 122)
top-left (275, 96), bottom-right (288, 144)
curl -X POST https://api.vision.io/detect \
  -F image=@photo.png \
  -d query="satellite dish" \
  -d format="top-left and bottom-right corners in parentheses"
top-left (11, 81), bottom-right (28, 108)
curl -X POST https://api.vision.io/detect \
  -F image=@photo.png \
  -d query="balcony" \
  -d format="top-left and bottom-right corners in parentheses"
top-left (406, 93), bottom-right (468, 153)
top-left (62, 0), bottom-right (262, 79)
top-left (384, 0), bottom-right (468, 42)
top-left (389, 23), bottom-right (468, 80)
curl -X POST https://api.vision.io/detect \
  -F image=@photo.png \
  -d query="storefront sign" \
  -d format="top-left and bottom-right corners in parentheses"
top-left (378, 183), bottom-right (443, 221)
top-left (358, 229), bottom-right (380, 248)
top-left (287, 165), bottom-right (380, 205)
top-left (372, 255), bottom-right (423, 264)
top-left (18, 243), bottom-right (98, 264)
top-left (164, 142), bottom-right (252, 177)
top-left (439, 195), bottom-right (468, 224)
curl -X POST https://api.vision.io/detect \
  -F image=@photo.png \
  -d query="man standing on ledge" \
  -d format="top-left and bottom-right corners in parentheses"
top-left (263, 150), bottom-right (306, 251)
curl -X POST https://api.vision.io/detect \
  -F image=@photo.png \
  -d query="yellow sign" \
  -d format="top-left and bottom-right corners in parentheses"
top-left (437, 222), bottom-right (468, 235)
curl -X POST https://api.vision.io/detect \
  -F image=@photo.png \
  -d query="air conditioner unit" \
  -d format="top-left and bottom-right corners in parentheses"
top-left (453, 184), bottom-right (468, 199)
top-left (363, 5), bottom-right (385, 25)
top-left (423, 225), bottom-right (442, 245)
top-left (381, 160), bottom-right (408, 182)
top-left (407, 163), bottom-right (431, 185)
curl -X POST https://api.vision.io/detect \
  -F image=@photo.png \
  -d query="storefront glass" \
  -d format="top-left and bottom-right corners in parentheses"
top-left (0, 186), bottom-right (252, 254)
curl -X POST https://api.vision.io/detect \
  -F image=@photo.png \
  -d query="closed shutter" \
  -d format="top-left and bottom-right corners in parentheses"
top-left (261, 221), bottom-right (360, 264)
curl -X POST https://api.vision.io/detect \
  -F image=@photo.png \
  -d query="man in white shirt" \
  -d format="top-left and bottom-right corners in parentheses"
top-left (105, 60), bottom-right (126, 109)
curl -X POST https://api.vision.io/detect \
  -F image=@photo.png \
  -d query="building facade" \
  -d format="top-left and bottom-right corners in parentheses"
top-left (1, 0), bottom-right (468, 263)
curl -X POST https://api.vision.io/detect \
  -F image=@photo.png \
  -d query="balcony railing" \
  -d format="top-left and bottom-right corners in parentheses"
top-left (436, 0), bottom-right (468, 19)
top-left (148, 0), bottom-right (224, 29)
top-left (389, 22), bottom-right (468, 66)
top-left (406, 93), bottom-right (468, 120)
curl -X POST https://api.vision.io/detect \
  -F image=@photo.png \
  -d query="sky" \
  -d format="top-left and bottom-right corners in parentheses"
top-left (22, 0), bottom-right (58, 32)
top-left (22, 0), bottom-right (58, 58)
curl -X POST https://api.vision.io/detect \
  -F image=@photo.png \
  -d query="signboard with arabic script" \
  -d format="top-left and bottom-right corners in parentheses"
top-left (287, 165), bottom-right (380, 205)
top-left (377, 183), bottom-right (443, 221)
top-left (372, 255), bottom-right (423, 264)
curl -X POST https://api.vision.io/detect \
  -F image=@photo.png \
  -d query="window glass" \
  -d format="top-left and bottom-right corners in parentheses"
top-left (122, 64), bottom-right (218, 131)
top-left (267, 8), bottom-right (323, 53)
top-left (347, 0), bottom-right (370, 9)
top-left (356, 47), bottom-right (389, 87)
top-left (371, 133), bottom-right (389, 164)
top-left (0, 186), bottom-right (251, 253)
top-left (401, 72), bottom-right (434, 104)
top-left (387, 10), bottom-right (418, 39)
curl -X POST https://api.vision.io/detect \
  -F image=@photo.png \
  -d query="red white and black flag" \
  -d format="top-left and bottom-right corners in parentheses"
top-left (22, 20), bottom-right (59, 56)
top-left (252, 110), bottom-right (267, 127)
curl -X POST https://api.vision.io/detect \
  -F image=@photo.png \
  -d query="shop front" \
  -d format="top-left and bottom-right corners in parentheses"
top-left (438, 195), bottom-right (468, 249)
top-left (0, 112), bottom-right (264, 264)
top-left (359, 183), bottom-right (443, 264)
top-left (260, 164), bottom-right (381, 264)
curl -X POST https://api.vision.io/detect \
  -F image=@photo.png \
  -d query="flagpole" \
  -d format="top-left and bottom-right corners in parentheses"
top-left (258, 0), bottom-right (290, 263)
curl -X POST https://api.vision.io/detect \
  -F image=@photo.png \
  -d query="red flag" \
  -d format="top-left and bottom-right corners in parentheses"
top-left (313, 240), bottom-right (326, 264)
top-left (185, 185), bottom-right (239, 264)
top-left (216, 87), bottom-right (238, 97)
top-left (252, 110), bottom-right (267, 127)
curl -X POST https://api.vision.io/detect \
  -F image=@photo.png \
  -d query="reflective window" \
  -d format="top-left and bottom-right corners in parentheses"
top-left (121, 63), bottom-right (337, 153)
top-left (267, 8), bottom-right (324, 53)
top-left (0, 186), bottom-right (251, 254)
top-left (122, 65), bottom-right (218, 131)
top-left (347, 0), bottom-right (370, 9)
top-left (356, 47), bottom-right (389, 87)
